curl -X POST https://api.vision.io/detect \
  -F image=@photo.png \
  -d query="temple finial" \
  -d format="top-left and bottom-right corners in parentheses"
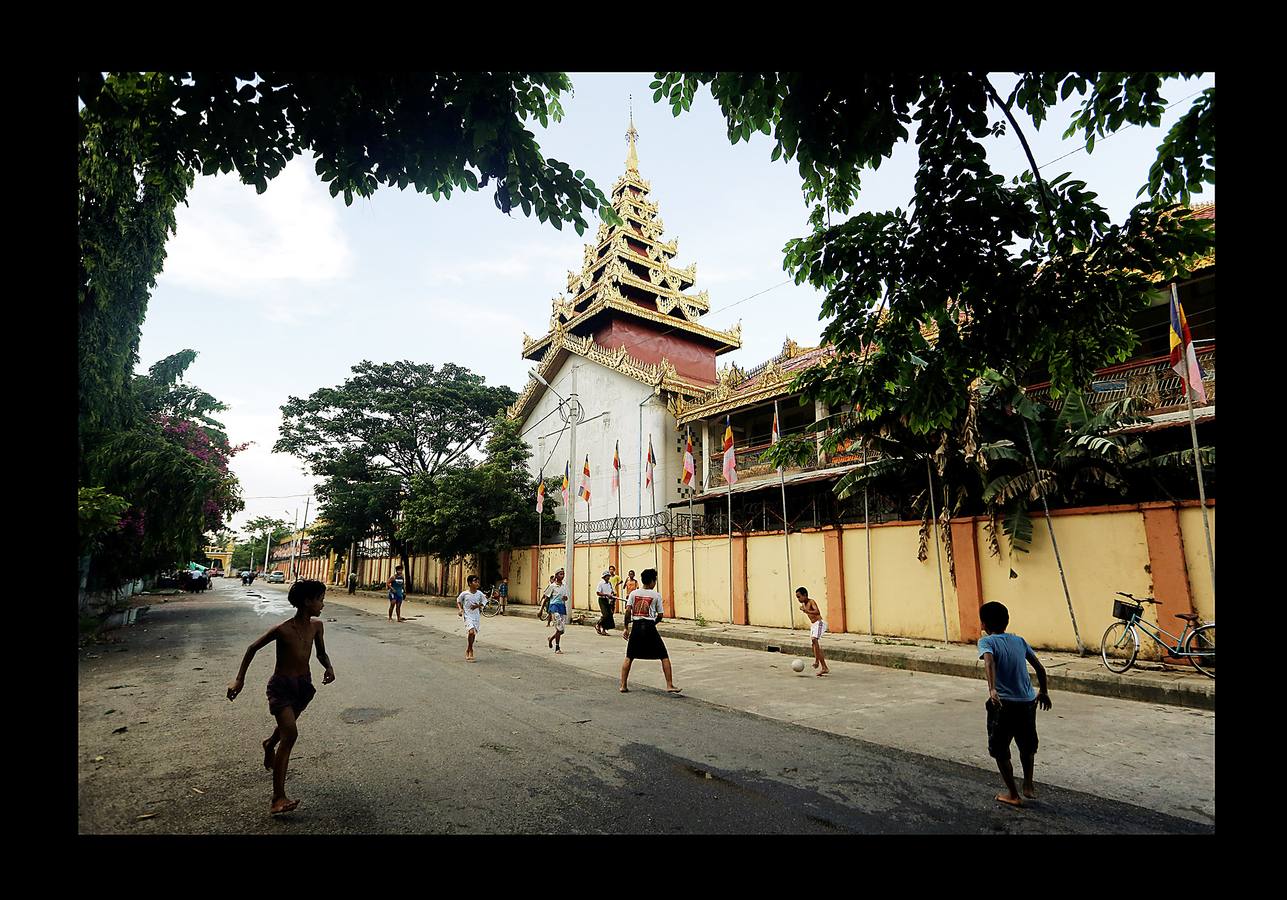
top-left (625, 96), bottom-right (639, 172)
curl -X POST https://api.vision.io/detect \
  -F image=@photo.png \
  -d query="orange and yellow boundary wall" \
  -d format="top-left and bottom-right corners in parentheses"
top-left (289, 499), bottom-right (1213, 653)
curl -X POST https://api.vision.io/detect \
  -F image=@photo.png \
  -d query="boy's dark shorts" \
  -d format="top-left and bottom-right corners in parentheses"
top-left (986, 698), bottom-right (1038, 761)
top-left (267, 673), bottom-right (316, 717)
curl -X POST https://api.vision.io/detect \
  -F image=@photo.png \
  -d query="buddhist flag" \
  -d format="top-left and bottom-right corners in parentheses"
top-left (536, 478), bottom-right (546, 514)
top-left (722, 417), bottom-right (738, 485)
top-left (645, 436), bottom-right (656, 489)
top-left (579, 455), bottom-right (591, 503)
top-left (612, 441), bottom-right (621, 495)
top-left (560, 463), bottom-right (570, 506)
top-left (1169, 289), bottom-right (1208, 404)
top-left (771, 406), bottom-right (783, 475)
top-left (682, 434), bottom-right (696, 486)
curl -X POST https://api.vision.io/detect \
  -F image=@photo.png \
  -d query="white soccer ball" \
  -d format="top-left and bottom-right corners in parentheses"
top-left (791, 658), bottom-right (806, 672)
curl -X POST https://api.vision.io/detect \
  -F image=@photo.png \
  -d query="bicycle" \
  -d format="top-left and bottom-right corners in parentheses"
top-left (481, 586), bottom-right (502, 618)
top-left (1100, 592), bottom-right (1215, 679)
top-left (537, 594), bottom-right (552, 622)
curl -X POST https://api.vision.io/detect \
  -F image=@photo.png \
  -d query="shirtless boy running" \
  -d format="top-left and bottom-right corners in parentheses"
top-left (227, 579), bottom-right (336, 815)
top-left (796, 587), bottom-right (830, 676)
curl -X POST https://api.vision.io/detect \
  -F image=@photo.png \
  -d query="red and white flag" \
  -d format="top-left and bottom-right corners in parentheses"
top-left (722, 417), bottom-right (738, 485)
top-left (579, 456), bottom-right (591, 504)
top-left (645, 436), bottom-right (656, 489)
top-left (611, 441), bottom-right (621, 495)
top-left (1169, 288), bottom-right (1208, 404)
top-left (536, 478), bottom-right (545, 514)
top-left (682, 434), bottom-right (696, 486)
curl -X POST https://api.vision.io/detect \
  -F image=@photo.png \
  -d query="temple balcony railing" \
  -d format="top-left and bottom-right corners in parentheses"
top-left (1025, 345), bottom-right (1215, 416)
top-left (705, 437), bottom-right (885, 484)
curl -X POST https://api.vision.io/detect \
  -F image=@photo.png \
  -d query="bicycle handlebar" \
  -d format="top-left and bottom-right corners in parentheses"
top-left (1115, 591), bottom-right (1159, 604)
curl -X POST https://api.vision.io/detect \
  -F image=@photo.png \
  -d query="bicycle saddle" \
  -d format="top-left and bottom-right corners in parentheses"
top-left (1174, 612), bottom-right (1200, 622)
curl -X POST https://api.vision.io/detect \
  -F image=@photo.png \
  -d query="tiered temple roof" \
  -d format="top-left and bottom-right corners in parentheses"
top-left (510, 116), bottom-right (742, 421)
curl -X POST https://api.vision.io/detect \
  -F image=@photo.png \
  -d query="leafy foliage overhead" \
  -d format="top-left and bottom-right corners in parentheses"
top-left (650, 72), bottom-right (1215, 434)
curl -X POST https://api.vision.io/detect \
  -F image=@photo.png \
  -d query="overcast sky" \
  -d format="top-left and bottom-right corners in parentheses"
top-left (133, 72), bottom-right (1215, 539)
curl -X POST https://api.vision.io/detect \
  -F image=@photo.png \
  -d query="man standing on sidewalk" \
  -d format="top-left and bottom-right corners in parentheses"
top-left (347, 571), bottom-right (358, 595)
top-left (596, 571), bottom-right (616, 635)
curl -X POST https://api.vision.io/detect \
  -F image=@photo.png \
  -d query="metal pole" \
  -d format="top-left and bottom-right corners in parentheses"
top-left (536, 472), bottom-right (542, 609)
top-left (1021, 419), bottom-right (1086, 655)
top-left (565, 369), bottom-right (578, 616)
top-left (925, 458), bottom-right (950, 643)
top-left (262, 525), bottom-right (272, 576)
top-left (1172, 283), bottom-right (1216, 601)
top-left (862, 441), bottom-right (873, 636)
top-left (650, 443), bottom-right (659, 570)
top-left (727, 477), bottom-right (734, 626)
top-left (287, 508), bottom-right (299, 580)
top-left (298, 497), bottom-right (310, 581)
top-left (687, 426), bottom-right (697, 622)
top-left (777, 400), bottom-right (794, 629)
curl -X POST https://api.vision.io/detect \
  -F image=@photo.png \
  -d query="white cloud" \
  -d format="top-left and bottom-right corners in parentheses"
top-left (158, 157), bottom-right (352, 294)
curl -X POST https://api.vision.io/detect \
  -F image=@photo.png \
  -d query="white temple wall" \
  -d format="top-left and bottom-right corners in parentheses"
top-left (520, 357), bottom-right (684, 539)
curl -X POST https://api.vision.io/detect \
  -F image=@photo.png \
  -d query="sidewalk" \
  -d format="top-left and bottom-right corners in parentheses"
top-left (336, 587), bottom-right (1214, 710)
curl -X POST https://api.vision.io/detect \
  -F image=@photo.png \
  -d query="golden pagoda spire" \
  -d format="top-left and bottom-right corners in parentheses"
top-left (625, 95), bottom-right (639, 172)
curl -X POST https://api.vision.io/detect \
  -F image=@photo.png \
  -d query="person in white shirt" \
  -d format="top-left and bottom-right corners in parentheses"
top-left (620, 568), bottom-right (680, 694)
top-left (595, 571), bottom-right (616, 636)
top-left (546, 570), bottom-right (570, 653)
top-left (456, 575), bottom-right (488, 662)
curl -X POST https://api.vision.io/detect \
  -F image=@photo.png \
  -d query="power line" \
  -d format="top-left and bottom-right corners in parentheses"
top-left (1033, 89), bottom-right (1205, 171)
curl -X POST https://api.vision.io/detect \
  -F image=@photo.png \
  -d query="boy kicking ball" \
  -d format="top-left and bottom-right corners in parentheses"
top-left (227, 579), bottom-right (336, 816)
top-left (977, 601), bottom-right (1052, 807)
top-left (796, 587), bottom-right (829, 676)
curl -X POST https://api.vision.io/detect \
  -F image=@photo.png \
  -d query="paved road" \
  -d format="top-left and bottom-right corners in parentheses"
top-left (77, 581), bottom-right (1212, 834)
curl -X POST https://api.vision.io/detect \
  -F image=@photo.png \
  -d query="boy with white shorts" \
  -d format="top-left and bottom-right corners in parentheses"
top-left (797, 587), bottom-right (829, 676)
top-left (457, 575), bottom-right (487, 661)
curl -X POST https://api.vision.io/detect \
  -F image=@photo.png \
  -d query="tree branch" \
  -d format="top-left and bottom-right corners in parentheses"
top-left (982, 76), bottom-right (1056, 243)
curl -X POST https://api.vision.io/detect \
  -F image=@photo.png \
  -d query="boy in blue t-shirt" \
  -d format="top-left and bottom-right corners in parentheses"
top-left (977, 601), bottom-right (1051, 808)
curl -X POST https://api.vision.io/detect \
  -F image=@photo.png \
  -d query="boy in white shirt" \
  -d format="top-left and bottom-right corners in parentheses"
top-left (456, 575), bottom-right (487, 661)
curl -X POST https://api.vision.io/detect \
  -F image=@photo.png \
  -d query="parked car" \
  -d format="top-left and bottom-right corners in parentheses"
top-left (267, 571), bottom-right (286, 583)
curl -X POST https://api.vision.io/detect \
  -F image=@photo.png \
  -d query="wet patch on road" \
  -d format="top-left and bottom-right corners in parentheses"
top-left (338, 707), bottom-right (400, 725)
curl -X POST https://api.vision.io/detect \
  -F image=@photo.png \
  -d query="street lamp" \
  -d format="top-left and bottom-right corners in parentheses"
top-left (527, 367), bottom-right (583, 614)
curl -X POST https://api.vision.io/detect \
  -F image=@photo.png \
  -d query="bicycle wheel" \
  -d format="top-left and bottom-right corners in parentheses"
top-left (1100, 622), bottom-right (1139, 674)
top-left (1183, 623), bottom-right (1215, 679)
top-left (482, 598), bottom-right (499, 618)
top-left (537, 600), bottom-right (550, 622)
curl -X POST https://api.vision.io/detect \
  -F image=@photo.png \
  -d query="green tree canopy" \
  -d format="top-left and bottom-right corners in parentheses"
top-left (275, 361), bottom-right (515, 589)
top-left (86, 351), bottom-right (246, 588)
top-left (651, 72), bottom-right (1215, 433)
top-left (399, 417), bottom-right (557, 566)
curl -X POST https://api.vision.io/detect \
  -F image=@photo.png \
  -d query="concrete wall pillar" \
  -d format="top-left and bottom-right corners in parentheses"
top-left (661, 537), bottom-right (676, 619)
top-left (951, 517), bottom-right (985, 643)
top-left (1142, 504), bottom-right (1196, 623)
top-left (823, 526), bottom-right (846, 633)
top-left (732, 535), bottom-right (749, 624)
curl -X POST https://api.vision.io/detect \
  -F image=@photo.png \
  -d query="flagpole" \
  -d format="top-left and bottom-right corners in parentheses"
top-left (926, 457), bottom-right (950, 644)
top-left (776, 401), bottom-right (794, 630)
top-left (727, 476), bottom-right (734, 625)
top-left (648, 434), bottom-right (659, 570)
top-left (687, 426), bottom-right (697, 623)
top-left (536, 472), bottom-right (543, 608)
top-left (1172, 282), bottom-right (1215, 601)
top-left (862, 440), bottom-right (873, 636)
top-left (616, 443), bottom-right (622, 586)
